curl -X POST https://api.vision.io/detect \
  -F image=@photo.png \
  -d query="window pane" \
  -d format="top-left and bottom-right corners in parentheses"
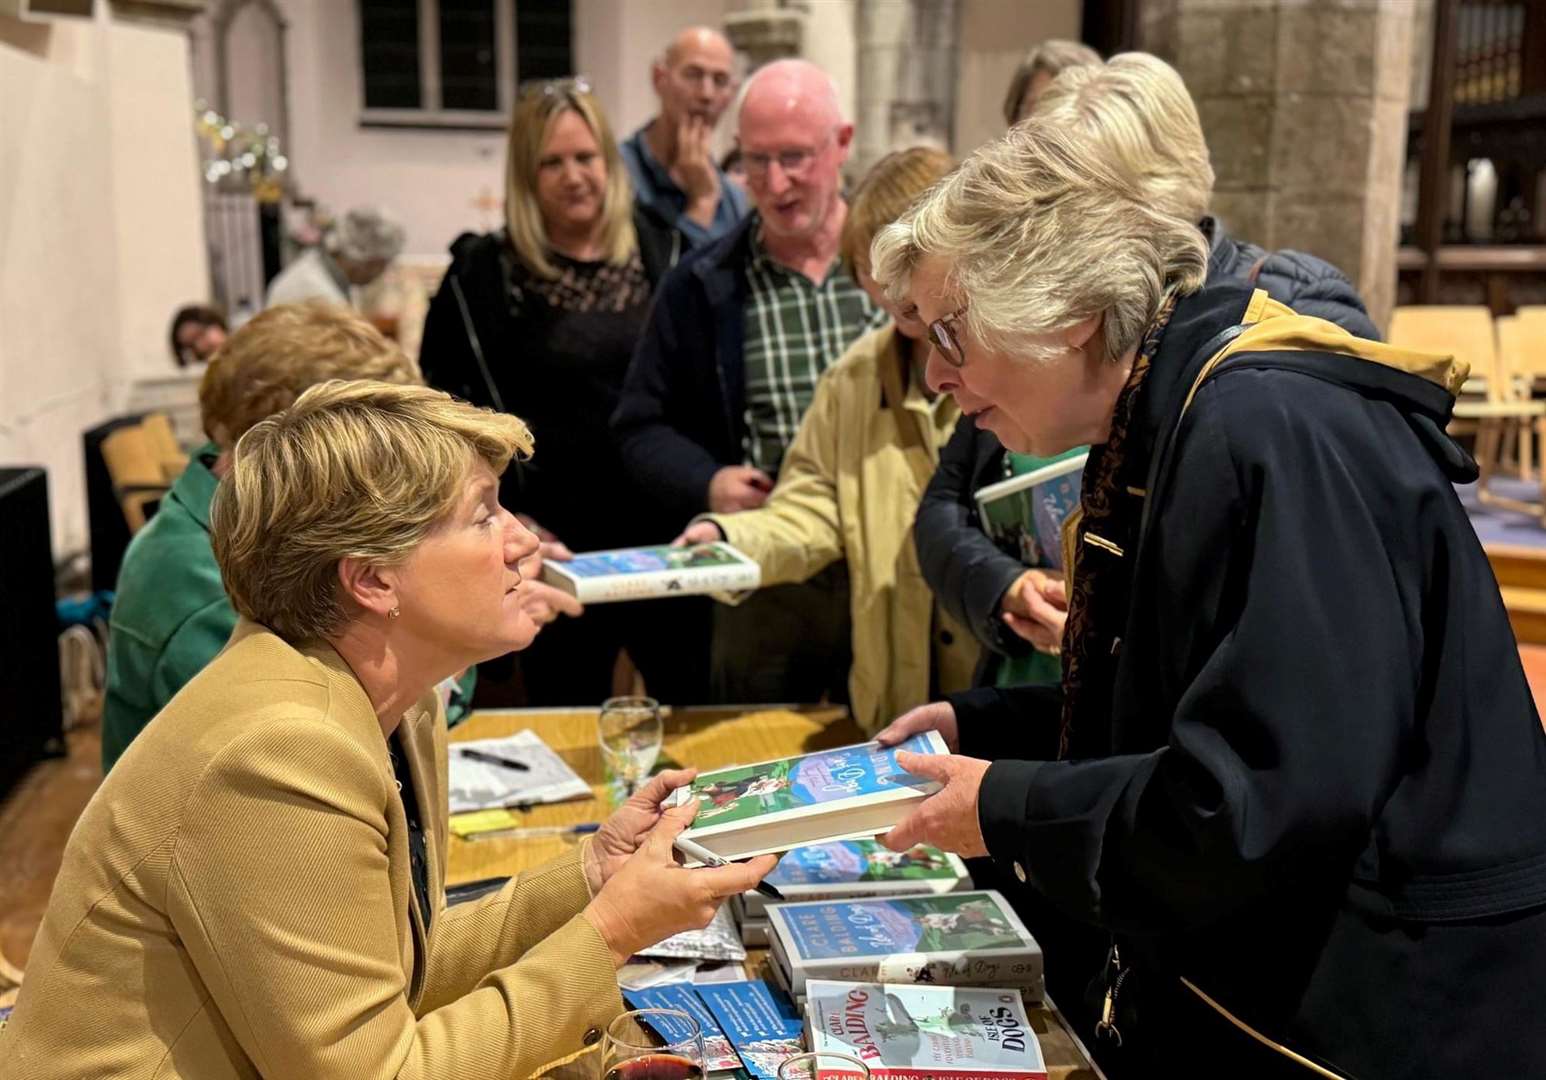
top-left (360, 0), bottom-right (422, 109)
top-left (516, 0), bottom-right (574, 83)
top-left (440, 0), bottom-right (499, 112)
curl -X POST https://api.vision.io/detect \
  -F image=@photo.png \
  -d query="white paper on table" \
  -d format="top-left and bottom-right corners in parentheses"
top-left (447, 729), bottom-right (591, 814)
top-left (617, 959), bottom-right (701, 990)
top-left (634, 906), bottom-right (747, 963)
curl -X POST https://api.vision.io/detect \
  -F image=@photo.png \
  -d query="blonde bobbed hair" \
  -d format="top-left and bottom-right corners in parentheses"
top-left (198, 301), bottom-right (420, 448)
top-left (505, 85), bottom-right (636, 279)
top-left (840, 146), bottom-right (956, 278)
top-left (211, 381), bottom-right (534, 644)
top-left (871, 52), bottom-right (1210, 366)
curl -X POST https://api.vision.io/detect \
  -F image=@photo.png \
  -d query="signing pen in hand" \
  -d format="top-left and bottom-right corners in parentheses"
top-left (672, 834), bottom-right (785, 902)
top-left (459, 748), bottom-right (530, 772)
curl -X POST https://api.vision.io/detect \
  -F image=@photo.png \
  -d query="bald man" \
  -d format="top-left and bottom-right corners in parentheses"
top-left (613, 59), bottom-right (885, 706)
top-left (622, 26), bottom-right (748, 248)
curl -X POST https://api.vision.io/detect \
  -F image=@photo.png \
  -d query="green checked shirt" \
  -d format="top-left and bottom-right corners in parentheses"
top-left (742, 225), bottom-right (888, 474)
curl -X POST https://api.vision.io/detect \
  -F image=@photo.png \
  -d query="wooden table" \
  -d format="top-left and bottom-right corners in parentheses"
top-left (448, 706), bottom-right (1103, 1080)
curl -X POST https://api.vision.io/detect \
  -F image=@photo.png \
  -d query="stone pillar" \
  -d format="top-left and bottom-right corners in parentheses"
top-left (1142, 0), bottom-right (1416, 332)
top-left (724, 0), bottom-right (805, 71)
top-left (853, 0), bottom-right (958, 177)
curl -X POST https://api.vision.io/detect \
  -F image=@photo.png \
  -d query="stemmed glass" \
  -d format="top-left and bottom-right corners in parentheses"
top-left (776, 1052), bottom-right (872, 1079)
top-left (598, 695), bottom-right (663, 798)
top-left (600, 1008), bottom-right (705, 1079)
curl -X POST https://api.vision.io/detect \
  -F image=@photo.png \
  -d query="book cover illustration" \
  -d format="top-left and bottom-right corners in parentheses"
top-left (806, 981), bottom-right (1047, 1078)
top-left (778, 893), bottom-right (1026, 962)
top-left (680, 732), bottom-right (945, 830)
top-left (973, 452), bottom-right (1087, 572)
top-left (622, 983), bottom-right (743, 1073)
top-left (562, 543), bottom-right (750, 578)
top-left (696, 980), bottom-right (806, 1080)
top-left (768, 840), bottom-right (960, 888)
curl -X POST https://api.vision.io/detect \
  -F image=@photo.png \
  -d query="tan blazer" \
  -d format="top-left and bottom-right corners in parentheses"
top-left (0, 620), bottom-right (623, 1078)
top-left (707, 324), bottom-right (980, 734)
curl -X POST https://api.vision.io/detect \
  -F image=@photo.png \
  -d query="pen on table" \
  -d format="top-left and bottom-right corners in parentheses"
top-left (672, 834), bottom-right (785, 902)
top-left (467, 822), bottom-right (600, 842)
top-left (459, 747), bottom-right (530, 772)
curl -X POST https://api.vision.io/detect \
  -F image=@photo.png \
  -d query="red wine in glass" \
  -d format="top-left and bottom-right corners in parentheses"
top-left (603, 1053), bottom-right (705, 1080)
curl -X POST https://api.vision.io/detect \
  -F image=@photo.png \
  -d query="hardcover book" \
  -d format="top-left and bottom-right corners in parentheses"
top-left (622, 983), bottom-right (744, 1073)
top-left (766, 891), bottom-right (1043, 998)
top-left (805, 980), bottom-right (1047, 1078)
top-left (540, 542), bottom-right (760, 603)
top-left (972, 452), bottom-right (1087, 571)
top-left (696, 980), bottom-right (806, 1080)
top-left (671, 733), bottom-right (949, 860)
top-left (738, 840), bottom-right (971, 920)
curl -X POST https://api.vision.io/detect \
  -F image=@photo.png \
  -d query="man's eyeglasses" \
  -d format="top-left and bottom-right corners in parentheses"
top-left (518, 76), bottom-right (592, 101)
top-left (929, 305), bottom-right (969, 368)
top-left (740, 134), bottom-right (834, 181)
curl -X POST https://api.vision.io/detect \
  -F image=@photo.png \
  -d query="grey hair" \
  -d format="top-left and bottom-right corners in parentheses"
top-left (1002, 38), bottom-right (1103, 125)
top-left (328, 206), bottom-right (406, 264)
top-left (871, 53), bottom-right (1210, 365)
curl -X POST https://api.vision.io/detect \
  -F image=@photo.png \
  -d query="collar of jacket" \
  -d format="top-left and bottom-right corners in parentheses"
top-left (686, 211), bottom-right (762, 306)
top-left (166, 441), bottom-right (222, 532)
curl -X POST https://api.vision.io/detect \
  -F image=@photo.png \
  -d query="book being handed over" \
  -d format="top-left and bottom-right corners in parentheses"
top-left (669, 733), bottom-right (950, 861)
top-left (540, 542), bottom-right (760, 603)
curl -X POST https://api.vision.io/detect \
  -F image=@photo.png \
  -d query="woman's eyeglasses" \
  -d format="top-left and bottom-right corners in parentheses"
top-left (929, 305), bottom-right (969, 367)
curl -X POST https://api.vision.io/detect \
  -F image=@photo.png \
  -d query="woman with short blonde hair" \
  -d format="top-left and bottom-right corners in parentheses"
top-left (421, 79), bottom-right (708, 707)
top-left (873, 50), bottom-right (1546, 1079)
top-left (3, 379), bottom-right (773, 1078)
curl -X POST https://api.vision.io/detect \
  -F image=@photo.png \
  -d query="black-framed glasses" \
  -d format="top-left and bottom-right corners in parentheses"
top-left (929, 305), bottom-right (969, 367)
top-left (517, 75), bottom-right (592, 100)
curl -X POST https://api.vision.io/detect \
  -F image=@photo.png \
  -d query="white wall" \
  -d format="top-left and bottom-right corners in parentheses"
top-left (0, 10), bottom-right (208, 558)
top-left (280, 0), bottom-right (729, 260)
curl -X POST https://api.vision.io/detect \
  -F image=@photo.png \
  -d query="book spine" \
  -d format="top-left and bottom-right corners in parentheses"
top-left (571, 563), bottom-right (760, 603)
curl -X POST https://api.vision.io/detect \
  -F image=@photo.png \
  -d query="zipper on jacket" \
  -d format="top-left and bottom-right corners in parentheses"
top-left (1095, 941), bottom-right (1128, 1046)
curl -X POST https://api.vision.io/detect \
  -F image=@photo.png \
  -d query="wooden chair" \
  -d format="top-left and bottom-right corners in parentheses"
top-left (1388, 305), bottom-right (1498, 402)
top-left (139, 412), bottom-right (189, 484)
top-left (100, 424), bottom-right (170, 534)
top-left (1445, 312), bottom-right (1546, 517)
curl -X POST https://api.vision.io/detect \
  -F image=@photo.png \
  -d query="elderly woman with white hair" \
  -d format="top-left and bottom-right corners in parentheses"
top-left (266, 205), bottom-right (407, 310)
top-left (873, 51), bottom-right (1546, 1080)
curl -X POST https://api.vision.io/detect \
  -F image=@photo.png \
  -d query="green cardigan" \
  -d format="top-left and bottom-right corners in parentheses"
top-left (101, 445), bottom-right (235, 773)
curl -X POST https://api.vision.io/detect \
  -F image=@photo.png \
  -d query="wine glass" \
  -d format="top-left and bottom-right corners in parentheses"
top-left (600, 1008), bottom-right (705, 1079)
top-left (776, 1052), bottom-right (872, 1079)
top-left (598, 695), bottom-right (663, 798)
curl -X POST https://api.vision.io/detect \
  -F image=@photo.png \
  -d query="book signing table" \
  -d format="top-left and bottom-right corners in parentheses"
top-left (448, 705), bottom-right (1104, 1079)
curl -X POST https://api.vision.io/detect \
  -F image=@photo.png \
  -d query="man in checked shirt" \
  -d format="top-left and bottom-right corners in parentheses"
top-left (614, 59), bottom-right (887, 706)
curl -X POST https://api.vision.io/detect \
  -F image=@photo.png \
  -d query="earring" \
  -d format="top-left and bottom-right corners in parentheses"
top-left (388, 606), bottom-right (400, 621)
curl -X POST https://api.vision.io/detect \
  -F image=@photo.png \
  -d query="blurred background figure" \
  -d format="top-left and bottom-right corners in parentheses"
top-left (1000, 39), bottom-right (1102, 127)
top-left (622, 26), bottom-right (747, 250)
top-left (421, 78), bottom-right (707, 707)
top-left (168, 305), bottom-right (227, 368)
top-left (265, 205), bottom-right (406, 310)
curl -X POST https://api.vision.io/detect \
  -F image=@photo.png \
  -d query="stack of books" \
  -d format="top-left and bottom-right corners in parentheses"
top-left (765, 890), bottom-right (1044, 1008)
top-left (732, 839), bottom-right (971, 948)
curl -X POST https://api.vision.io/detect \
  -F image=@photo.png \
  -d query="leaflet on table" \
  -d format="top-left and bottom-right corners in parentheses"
top-left (671, 732), bottom-right (949, 860)
top-left (635, 905), bottom-right (747, 963)
top-left (805, 980), bottom-right (1047, 1078)
top-left (696, 980), bottom-right (806, 1080)
top-left (446, 729), bottom-right (591, 814)
top-left (623, 984), bottom-right (745, 1073)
